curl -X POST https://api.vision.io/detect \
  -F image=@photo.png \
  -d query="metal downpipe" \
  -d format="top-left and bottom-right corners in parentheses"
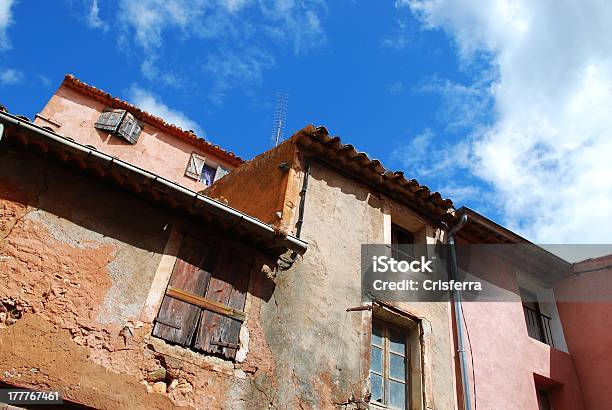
top-left (448, 214), bottom-right (472, 410)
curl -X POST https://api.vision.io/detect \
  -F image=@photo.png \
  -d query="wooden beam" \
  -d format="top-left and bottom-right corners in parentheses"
top-left (166, 286), bottom-right (246, 322)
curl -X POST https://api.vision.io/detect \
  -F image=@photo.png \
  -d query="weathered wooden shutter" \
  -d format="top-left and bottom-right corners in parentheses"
top-left (117, 112), bottom-right (144, 144)
top-left (185, 153), bottom-right (206, 180)
top-left (194, 242), bottom-right (252, 359)
top-left (94, 109), bottom-right (126, 132)
top-left (213, 166), bottom-right (230, 182)
top-left (152, 235), bottom-right (215, 345)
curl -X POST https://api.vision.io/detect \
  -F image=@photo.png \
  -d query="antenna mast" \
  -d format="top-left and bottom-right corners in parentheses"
top-left (271, 93), bottom-right (289, 146)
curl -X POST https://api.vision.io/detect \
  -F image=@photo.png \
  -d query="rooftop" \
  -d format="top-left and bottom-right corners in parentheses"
top-left (61, 74), bottom-right (243, 167)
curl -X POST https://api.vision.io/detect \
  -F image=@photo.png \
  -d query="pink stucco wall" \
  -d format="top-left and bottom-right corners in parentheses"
top-left (456, 241), bottom-right (585, 409)
top-left (34, 85), bottom-right (236, 192)
top-left (554, 255), bottom-right (612, 410)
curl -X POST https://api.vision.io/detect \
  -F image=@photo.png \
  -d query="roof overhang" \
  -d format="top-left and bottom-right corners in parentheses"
top-left (457, 206), bottom-right (571, 284)
top-left (0, 111), bottom-right (307, 256)
top-left (291, 125), bottom-right (455, 226)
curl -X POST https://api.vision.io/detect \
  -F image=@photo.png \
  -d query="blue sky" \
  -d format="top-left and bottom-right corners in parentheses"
top-left (2, 0), bottom-right (611, 243)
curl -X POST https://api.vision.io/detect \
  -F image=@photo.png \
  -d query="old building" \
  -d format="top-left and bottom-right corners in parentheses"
top-left (1, 76), bottom-right (611, 409)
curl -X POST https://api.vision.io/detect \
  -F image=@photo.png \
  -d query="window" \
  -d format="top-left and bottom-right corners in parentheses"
top-left (391, 223), bottom-right (414, 261)
top-left (94, 108), bottom-right (143, 144)
top-left (371, 320), bottom-right (409, 409)
top-left (200, 164), bottom-right (217, 186)
top-left (537, 389), bottom-right (553, 410)
top-left (520, 288), bottom-right (554, 346)
top-left (184, 152), bottom-right (231, 185)
top-left (152, 234), bottom-right (252, 360)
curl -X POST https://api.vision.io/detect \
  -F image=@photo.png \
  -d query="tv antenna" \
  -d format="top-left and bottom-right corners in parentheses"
top-left (271, 93), bottom-right (289, 146)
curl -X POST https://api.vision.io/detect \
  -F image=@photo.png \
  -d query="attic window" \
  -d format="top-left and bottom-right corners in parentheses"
top-left (185, 152), bottom-right (231, 185)
top-left (94, 108), bottom-right (143, 144)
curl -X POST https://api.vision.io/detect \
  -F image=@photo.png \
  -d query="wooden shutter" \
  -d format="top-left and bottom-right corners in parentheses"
top-left (194, 241), bottom-right (252, 359)
top-left (117, 112), bottom-right (144, 144)
top-left (152, 235), bottom-right (215, 345)
top-left (213, 166), bottom-right (230, 182)
top-left (94, 109), bottom-right (126, 132)
top-left (185, 153), bottom-right (206, 180)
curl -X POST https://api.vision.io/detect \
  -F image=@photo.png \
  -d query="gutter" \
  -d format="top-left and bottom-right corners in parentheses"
top-left (0, 111), bottom-right (307, 255)
top-left (447, 213), bottom-right (472, 410)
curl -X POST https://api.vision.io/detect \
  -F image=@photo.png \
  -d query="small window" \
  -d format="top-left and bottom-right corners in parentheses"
top-left (152, 235), bottom-right (252, 360)
top-left (537, 389), bottom-right (553, 410)
top-left (185, 153), bottom-right (231, 185)
top-left (94, 108), bottom-right (143, 144)
top-left (391, 224), bottom-right (414, 261)
top-left (200, 164), bottom-right (217, 186)
top-left (520, 288), bottom-right (554, 346)
top-left (371, 320), bottom-right (409, 409)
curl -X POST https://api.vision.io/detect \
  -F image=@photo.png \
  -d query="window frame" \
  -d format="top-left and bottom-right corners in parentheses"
top-left (391, 223), bottom-right (415, 262)
top-left (370, 318), bottom-right (411, 410)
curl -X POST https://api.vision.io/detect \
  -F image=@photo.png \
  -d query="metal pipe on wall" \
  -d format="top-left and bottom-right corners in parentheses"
top-left (448, 213), bottom-right (472, 410)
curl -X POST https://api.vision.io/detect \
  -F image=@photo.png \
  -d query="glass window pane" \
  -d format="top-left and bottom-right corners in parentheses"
top-left (372, 321), bottom-right (384, 346)
top-left (370, 345), bottom-right (383, 374)
top-left (389, 380), bottom-right (406, 409)
top-left (389, 328), bottom-right (406, 355)
top-left (200, 164), bottom-right (217, 185)
top-left (390, 353), bottom-right (406, 381)
top-left (370, 372), bottom-right (384, 403)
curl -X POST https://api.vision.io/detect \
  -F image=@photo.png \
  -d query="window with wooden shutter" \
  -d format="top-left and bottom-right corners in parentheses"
top-left (152, 234), bottom-right (253, 360)
top-left (117, 112), bottom-right (144, 144)
top-left (94, 108), bottom-right (126, 133)
top-left (185, 153), bottom-right (206, 180)
top-left (95, 108), bottom-right (143, 144)
top-left (213, 166), bottom-right (230, 182)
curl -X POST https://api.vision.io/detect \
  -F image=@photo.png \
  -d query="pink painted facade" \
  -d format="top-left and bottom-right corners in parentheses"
top-left (453, 225), bottom-right (612, 410)
top-left (33, 76), bottom-right (241, 192)
top-left (460, 301), bottom-right (584, 409)
top-left (554, 255), bottom-right (612, 410)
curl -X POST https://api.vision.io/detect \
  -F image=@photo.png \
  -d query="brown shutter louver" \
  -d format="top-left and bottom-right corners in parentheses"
top-left (117, 112), bottom-right (144, 144)
top-left (94, 108), bottom-right (126, 133)
top-left (194, 241), bottom-right (252, 360)
top-left (185, 153), bottom-right (206, 180)
top-left (152, 234), bottom-right (253, 360)
top-left (152, 235), bottom-right (215, 345)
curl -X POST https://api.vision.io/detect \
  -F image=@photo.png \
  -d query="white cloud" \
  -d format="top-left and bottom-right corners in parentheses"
top-left (87, 0), bottom-right (107, 32)
top-left (0, 0), bottom-right (16, 50)
top-left (203, 48), bottom-right (275, 106)
top-left (0, 68), bottom-right (23, 84)
top-left (416, 74), bottom-right (495, 132)
top-left (117, 0), bottom-right (326, 53)
top-left (113, 0), bottom-right (325, 92)
top-left (127, 86), bottom-right (204, 136)
top-left (404, 0), bottom-right (612, 243)
top-left (389, 81), bottom-right (404, 95)
top-left (381, 19), bottom-right (410, 50)
top-left (38, 74), bottom-right (51, 87)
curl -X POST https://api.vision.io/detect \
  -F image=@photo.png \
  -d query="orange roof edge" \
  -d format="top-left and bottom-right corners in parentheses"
top-left (61, 74), bottom-right (243, 166)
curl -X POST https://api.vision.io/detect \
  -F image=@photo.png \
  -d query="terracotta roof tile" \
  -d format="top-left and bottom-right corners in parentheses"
top-left (62, 74), bottom-right (243, 166)
top-left (291, 125), bottom-right (455, 222)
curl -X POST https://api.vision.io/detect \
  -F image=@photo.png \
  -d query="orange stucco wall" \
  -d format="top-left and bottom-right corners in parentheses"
top-left (34, 85), bottom-right (235, 192)
top-left (554, 255), bottom-right (612, 410)
top-left (206, 138), bottom-right (301, 233)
